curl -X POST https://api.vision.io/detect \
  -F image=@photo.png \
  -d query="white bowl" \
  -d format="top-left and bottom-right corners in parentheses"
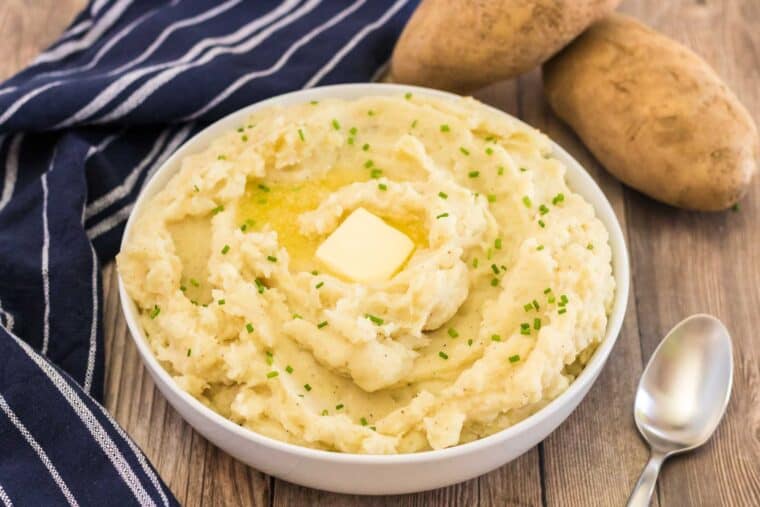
top-left (118, 83), bottom-right (630, 495)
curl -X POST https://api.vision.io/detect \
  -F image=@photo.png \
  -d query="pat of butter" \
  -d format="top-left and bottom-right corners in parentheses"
top-left (315, 207), bottom-right (414, 283)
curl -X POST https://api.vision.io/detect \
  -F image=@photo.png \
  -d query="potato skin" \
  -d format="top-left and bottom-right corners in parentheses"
top-left (391, 0), bottom-right (620, 93)
top-left (543, 14), bottom-right (758, 211)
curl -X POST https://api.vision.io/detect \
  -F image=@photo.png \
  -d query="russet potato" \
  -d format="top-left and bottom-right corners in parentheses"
top-left (543, 14), bottom-right (758, 210)
top-left (391, 0), bottom-right (620, 93)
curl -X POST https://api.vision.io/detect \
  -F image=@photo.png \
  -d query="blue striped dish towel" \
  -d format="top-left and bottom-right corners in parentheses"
top-left (0, 1), bottom-right (417, 504)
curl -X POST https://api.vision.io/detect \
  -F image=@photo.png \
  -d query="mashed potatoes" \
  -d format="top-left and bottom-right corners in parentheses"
top-left (117, 94), bottom-right (615, 454)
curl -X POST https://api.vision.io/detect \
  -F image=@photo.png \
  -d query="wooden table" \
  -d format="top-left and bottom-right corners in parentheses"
top-left (2, 1), bottom-right (758, 505)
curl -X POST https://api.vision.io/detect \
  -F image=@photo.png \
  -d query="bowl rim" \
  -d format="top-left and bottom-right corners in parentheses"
top-left (117, 82), bottom-right (630, 464)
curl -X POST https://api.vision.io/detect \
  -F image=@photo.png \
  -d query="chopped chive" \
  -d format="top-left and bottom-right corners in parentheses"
top-left (539, 204), bottom-right (550, 215)
top-left (364, 159), bottom-right (374, 168)
top-left (520, 327), bottom-right (531, 336)
top-left (560, 294), bottom-right (569, 305)
top-left (331, 119), bottom-right (340, 130)
top-left (240, 224), bottom-right (248, 232)
top-left (217, 299), bottom-right (225, 305)
top-left (538, 220), bottom-right (546, 228)
top-left (438, 351), bottom-right (449, 360)
top-left (587, 243), bottom-right (594, 250)
top-left (311, 270), bottom-right (319, 275)
top-left (241, 135), bottom-right (248, 142)
top-left (267, 371), bottom-right (279, 379)
top-left (298, 128), bottom-right (305, 141)
top-left (193, 185), bottom-right (200, 192)
top-left (247, 124), bottom-right (253, 129)
top-left (349, 127), bottom-right (358, 135)
top-left (255, 278), bottom-right (266, 293)
top-left (246, 323), bottom-right (254, 333)
top-left (149, 305), bottom-right (160, 319)
top-left (180, 285), bottom-right (187, 292)
top-left (411, 119), bottom-right (418, 128)
top-left (544, 288), bottom-right (552, 294)
top-left (436, 212), bottom-right (449, 219)
top-left (494, 238), bottom-right (502, 250)
top-left (317, 321), bottom-right (328, 329)
top-left (491, 334), bottom-right (501, 342)
top-left (367, 110), bottom-right (375, 116)
top-left (378, 183), bottom-right (387, 191)
top-left (258, 183), bottom-right (270, 192)
top-left (460, 147), bottom-right (470, 156)
top-left (440, 124), bottom-right (450, 132)
top-left (520, 167), bottom-right (528, 172)
top-left (362, 143), bottom-right (370, 151)
top-left (487, 194), bottom-right (497, 203)
top-left (304, 384), bottom-right (312, 391)
top-left (731, 203), bottom-right (740, 212)
top-left (532, 300), bottom-right (540, 311)
top-left (534, 318), bottom-right (541, 330)
top-left (438, 191), bottom-right (448, 199)
top-left (221, 244), bottom-right (230, 255)
top-left (448, 328), bottom-right (459, 338)
top-left (190, 278), bottom-right (200, 287)
top-left (347, 137), bottom-right (355, 145)
top-left (485, 147), bottom-right (493, 156)
top-left (558, 308), bottom-right (567, 315)
top-left (498, 166), bottom-right (504, 176)
top-left (467, 339), bottom-right (473, 346)
top-left (336, 403), bottom-right (344, 410)
top-left (548, 295), bottom-right (556, 304)
top-left (237, 127), bottom-right (244, 133)
top-left (468, 170), bottom-right (480, 178)
top-left (310, 100), bottom-right (319, 105)
top-left (267, 255), bottom-right (277, 262)
top-left (370, 168), bottom-right (382, 179)
top-left (520, 323), bottom-right (530, 330)
top-left (285, 365), bottom-right (294, 374)
top-left (187, 348), bottom-right (191, 357)
top-left (321, 409), bottom-right (328, 416)
top-left (536, 245), bottom-right (544, 251)
top-left (552, 193), bottom-right (565, 205)
top-left (491, 264), bottom-right (500, 275)
top-left (315, 281), bottom-right (324, 289)
top-left (293, 313), bottom-right (302, 319)
top-left (524, 303), bottom-right (533, 312)
top-left (487, 248), bottom-right (493, 260)
top-left (490, 278), bottom-right (499, 287)
top-left (360, 417), bottom-right (369, 426)
top-left (522, 196), bottom-right (532, 208)
top-left (472, 258), bottom-right (479, 268)
top-left (365, 314), bottom-right (384, 325)
top-left (404, 92), bottom-right (412, 100)
top-left (211, 204), bottom-right (224, 215)
top-left (508, 354), bottom-right (521, 363)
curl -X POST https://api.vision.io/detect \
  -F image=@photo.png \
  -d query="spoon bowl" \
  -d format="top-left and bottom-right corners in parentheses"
top-left (627, 314), bottom-right (733, 506)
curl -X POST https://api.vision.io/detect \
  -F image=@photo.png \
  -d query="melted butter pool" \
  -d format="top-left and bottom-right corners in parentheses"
top-left (237, 168), bottom-right (428, 273)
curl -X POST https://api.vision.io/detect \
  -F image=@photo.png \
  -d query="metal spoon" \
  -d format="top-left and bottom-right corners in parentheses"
top-left (627, 314), bottom-right (733, 507)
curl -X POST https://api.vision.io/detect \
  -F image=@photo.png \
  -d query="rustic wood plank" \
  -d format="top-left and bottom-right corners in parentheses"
top-left (0, 0), bottom-right (87, 81)
top-left (618, 1), bottom-right (760, 505)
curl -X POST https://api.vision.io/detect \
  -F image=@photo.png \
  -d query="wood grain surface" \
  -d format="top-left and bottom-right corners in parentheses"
top-left (1, 1), bottom-right (758, 505)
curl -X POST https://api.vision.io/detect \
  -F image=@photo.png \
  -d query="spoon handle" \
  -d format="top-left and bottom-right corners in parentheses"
top-left (626, 450), bottom-right (666, 507)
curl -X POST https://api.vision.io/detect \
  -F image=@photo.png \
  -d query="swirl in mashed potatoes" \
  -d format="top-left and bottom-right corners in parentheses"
top-left (117, 94), bottom-right (615, 454)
